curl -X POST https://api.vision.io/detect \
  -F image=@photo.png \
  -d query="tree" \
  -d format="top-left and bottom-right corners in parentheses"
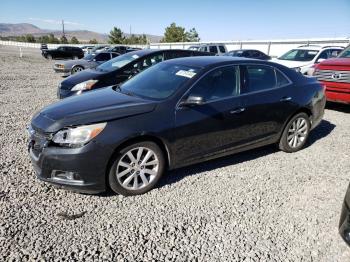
top-left (60, 35), bottom-right (68, 44)
top-left (48, 34), bottom-right (59, 44)
top-left (186, 28), bottom-right (200, 42)
top-left (162, 23), bottom-right (187, 43)
top-left (108, 27), bottom-right (124, 44)
top-left (124, 34), bottom-right (148, 45)
top-left (89, 38), bottom-right (98, 44)
top-left (38, 35), bottom-right (49, 44)
top-left (25, 34), bottom-right (36, 43)
top-left (70, 36), bottom-right (80, 44)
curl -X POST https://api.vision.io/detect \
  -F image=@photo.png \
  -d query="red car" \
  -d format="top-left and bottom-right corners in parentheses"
top-left (314, 45), bottom-right (350, 104)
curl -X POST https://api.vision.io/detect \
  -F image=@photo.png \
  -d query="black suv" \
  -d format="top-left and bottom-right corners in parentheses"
top-left (58, 49), bottom-right (211, 99)
top-left (42, 46), bottom-right (84, 60)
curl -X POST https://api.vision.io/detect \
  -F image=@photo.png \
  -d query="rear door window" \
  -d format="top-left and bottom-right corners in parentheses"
top-left (219, 46), bottom-right (226, 53)
top-left (241, 65), bottom-right (277, 94)
top-left (209, 46), bottom-right (218, 54)
top-left (95, 53), bottom-right (111, 61)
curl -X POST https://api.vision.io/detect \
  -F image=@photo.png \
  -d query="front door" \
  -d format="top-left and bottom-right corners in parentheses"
top-left (174, 65), bottom-right (247, 165)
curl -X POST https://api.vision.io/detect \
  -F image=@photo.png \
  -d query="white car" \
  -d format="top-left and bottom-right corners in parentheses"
top-left (273, 45), bottom-right (343, 75)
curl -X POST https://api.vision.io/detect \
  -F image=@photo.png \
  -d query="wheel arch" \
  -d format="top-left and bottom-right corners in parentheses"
top-left (105, 135), bottom-right (172, 188)
top-left (279, 107), bottom-right (313, 140)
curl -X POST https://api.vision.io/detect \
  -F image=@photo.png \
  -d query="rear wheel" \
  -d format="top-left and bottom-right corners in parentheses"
top-left (108, 142), bottom-right (165, 196)
top-left (71, 66), bottom-right (84, 75)
top-left (46, 54), bottom-right (52, 60)
top-left (279, 112), bottom-right (311, 153)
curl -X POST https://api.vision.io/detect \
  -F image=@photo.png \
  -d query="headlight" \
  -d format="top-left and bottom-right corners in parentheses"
top-left (71, 79), bottom-right (98, 91)
top-left (52, 122), bottom-right (106, 147)
top-left (294, 67), bottom-right (301, 73)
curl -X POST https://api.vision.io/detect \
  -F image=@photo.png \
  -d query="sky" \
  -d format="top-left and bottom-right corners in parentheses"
top-left (0, 0), bottom-right (349, 41)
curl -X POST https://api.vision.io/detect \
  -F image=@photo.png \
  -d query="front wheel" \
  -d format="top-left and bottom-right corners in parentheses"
top-left (71, 66), bottom-right (84, 75)
top-left (108, 142), bottom-right (165, 196)
top-left (46, 54), bottom-right (52, 60)
top-left (279, 112), bottom-right (311, 153)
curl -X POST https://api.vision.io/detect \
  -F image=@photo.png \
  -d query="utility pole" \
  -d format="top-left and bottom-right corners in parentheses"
top-left (62, 20), bottom-right (65, 36)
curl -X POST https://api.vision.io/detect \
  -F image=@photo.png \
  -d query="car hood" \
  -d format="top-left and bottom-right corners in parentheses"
top-left (318, 58), bottom-right (350, 67)
top-left (60, 68), bottom-right (109, 88)
top-left (31, 87), bottom-right (157, 133)
top-left (58, 59), bottom-right (90, 67)
top-left (272, 58), bottom-right (312, 68)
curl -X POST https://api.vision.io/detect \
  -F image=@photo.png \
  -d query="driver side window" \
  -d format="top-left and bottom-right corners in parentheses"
top-left (188, 66), bottom-right (239, 102)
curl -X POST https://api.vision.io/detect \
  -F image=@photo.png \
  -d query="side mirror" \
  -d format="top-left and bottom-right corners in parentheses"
top-left (316, 58), bottom-right (326, 63)
top-left (179, 95), bottom-right (205, 107)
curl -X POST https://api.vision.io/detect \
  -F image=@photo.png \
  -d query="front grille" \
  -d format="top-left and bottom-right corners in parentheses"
top-left (315, 69), bottom-right (350, 83)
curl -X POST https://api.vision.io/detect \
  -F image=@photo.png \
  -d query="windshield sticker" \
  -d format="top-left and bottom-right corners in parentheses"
top-left (176, 70), bottom-right (197, 78)
top-left (132, 54), bottom-right (139, 59)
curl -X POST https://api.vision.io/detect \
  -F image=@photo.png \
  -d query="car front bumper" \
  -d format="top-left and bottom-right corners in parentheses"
top-left (53, 67), bottom-right (71, 76)
top-left (28, 140), bottom-right (108, 194)
top-left (340, 189), bottom-right (350, 246)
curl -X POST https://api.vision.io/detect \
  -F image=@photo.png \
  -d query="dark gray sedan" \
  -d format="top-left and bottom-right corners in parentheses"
top-left (53, 52), bottom-right (120, 76)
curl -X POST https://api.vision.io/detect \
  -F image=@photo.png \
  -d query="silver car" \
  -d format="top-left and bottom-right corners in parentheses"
top-left (53, 52), bottom-right (120, 76)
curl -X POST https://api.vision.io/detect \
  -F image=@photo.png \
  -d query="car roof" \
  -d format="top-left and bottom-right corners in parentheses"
top-left (294, 45), bottom-right (344, 51)
top-left (165, 56), bottom-right (263, 67)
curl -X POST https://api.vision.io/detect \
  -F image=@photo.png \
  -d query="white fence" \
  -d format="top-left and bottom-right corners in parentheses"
top-left (1, 37), bottom-right (349, 57)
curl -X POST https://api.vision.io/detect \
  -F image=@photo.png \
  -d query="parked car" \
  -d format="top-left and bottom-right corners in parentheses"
top-left (107, 45), bottom-right (142, 54)
top-left (188, 44), bottom-right (227, 55)
top-left (224, 49), bottom-right (271, 60)
top-left (313, 45), bottom-right (350, 104)
top-left (81, 45), bottom-right (95, 54)
top-left (42, 46), bottom-right (84, 60)
top-left (40, 43), bottom-right (48, 52)
top-left (57, 49), bottom-right (211, 99)
top-left (53, 52), bottom-right (120, 76)
top-left (90, 45), bottom-right (110, 54)
top-left (273, 45), bottom-right (344, 75)
top-left (28, 56), bottom-right (326, 196)
top-left (339, 183), bottom-right (350, 246)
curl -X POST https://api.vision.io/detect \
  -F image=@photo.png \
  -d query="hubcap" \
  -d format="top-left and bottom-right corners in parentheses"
top-left (287, 117), bottom-right (308, 148)
top-left (116, 147), bottom-right (159, 190)
top-left (72, 67), bottom-right (83, 73)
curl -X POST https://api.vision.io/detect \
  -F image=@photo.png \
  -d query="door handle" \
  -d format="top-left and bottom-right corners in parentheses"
top-left (230, 107), bottom-right (246, 114)
top-left (280, 96), bottom-right (292, 102)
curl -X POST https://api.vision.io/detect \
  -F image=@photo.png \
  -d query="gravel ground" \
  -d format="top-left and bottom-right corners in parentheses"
top-left (1, 45), bottom-right (350, 261)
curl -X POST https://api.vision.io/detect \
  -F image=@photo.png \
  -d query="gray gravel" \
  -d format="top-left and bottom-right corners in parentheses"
top-left (1, 45), bottom-right (350, 261)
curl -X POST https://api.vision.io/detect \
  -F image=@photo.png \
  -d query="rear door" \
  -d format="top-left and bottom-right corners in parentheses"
top-left (238, 64), bottom-right (298, 143)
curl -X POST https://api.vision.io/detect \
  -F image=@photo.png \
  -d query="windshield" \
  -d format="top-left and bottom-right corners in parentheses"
top-left (119, 63), bottom-right (200, 100)
top-left (83, 54), bottom-right (95, 60)
top-left (339, 46), bottom-right (350, 58)
top-left (97, 53), bottom-right (140, 72)
top-left (278, 49), bottom-right (319, 61)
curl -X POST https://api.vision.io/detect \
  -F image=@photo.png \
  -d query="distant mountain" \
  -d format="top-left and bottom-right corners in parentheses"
top-left (0, 23), bottom-right (163, 43)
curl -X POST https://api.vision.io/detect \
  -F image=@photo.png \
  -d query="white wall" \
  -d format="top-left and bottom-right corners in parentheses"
top-left (1, 37), bottom-right (349, 57)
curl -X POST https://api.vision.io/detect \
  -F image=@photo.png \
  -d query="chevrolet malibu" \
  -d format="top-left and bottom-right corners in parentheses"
top-left (28, 57), bottom-right (326, 196)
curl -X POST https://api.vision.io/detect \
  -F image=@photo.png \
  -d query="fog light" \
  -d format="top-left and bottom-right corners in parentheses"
top-left (51, 170), bottom-right (83, 184)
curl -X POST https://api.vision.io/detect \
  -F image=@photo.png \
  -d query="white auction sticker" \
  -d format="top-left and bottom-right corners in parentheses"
top-left (176, 70), bottom-right (196, 78)
top-left (132, 54), bottom-right (139, 59)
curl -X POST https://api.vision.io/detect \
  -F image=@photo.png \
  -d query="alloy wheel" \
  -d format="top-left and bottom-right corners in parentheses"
top-left (116, 147), bottom-right (159, 190)
top-left (287, 117), bottom-right (308, 148)
top-left (72, 66), bottom-right (83, 74)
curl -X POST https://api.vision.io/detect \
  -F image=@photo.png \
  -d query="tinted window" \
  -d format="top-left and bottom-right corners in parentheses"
top-left (120, 63), bottom-right (200, 100)
top-left (95, 53), bottom-right (111, 61)
top-left (329, 49), bottom-right (342, 58)
top-left (339, 46), bottom-right (350, 58)
top-left (275, 70), bottom-right (290, 87)
top-left (241, 65), bottom-right (276, 93)
top-left (199, 46), bottom-right (208, 52)
top-left (111, 53), bottom-right (119, 58)
top-left (166, 51), bottom-right (190, 60)
top-left (188, 66), bottom-right (239, 102)
top-left (317, 50), bottom-right (328, 60)
top-left (219, 46), bottom-right (226, 53)
top-left (209, 46), bottom-right (218, 54)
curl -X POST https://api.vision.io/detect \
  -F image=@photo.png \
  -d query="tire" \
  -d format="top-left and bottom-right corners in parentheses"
top-left (108, 141), bottom-right (165, 196)
top-left (279, 112), bottom-right (311, 153)
top-left (73, 56), bottom-right (79, 60)
top-left (71, 66), bottom-right (84, 75)
top-left (46, 54), bottom-right (52, 60)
